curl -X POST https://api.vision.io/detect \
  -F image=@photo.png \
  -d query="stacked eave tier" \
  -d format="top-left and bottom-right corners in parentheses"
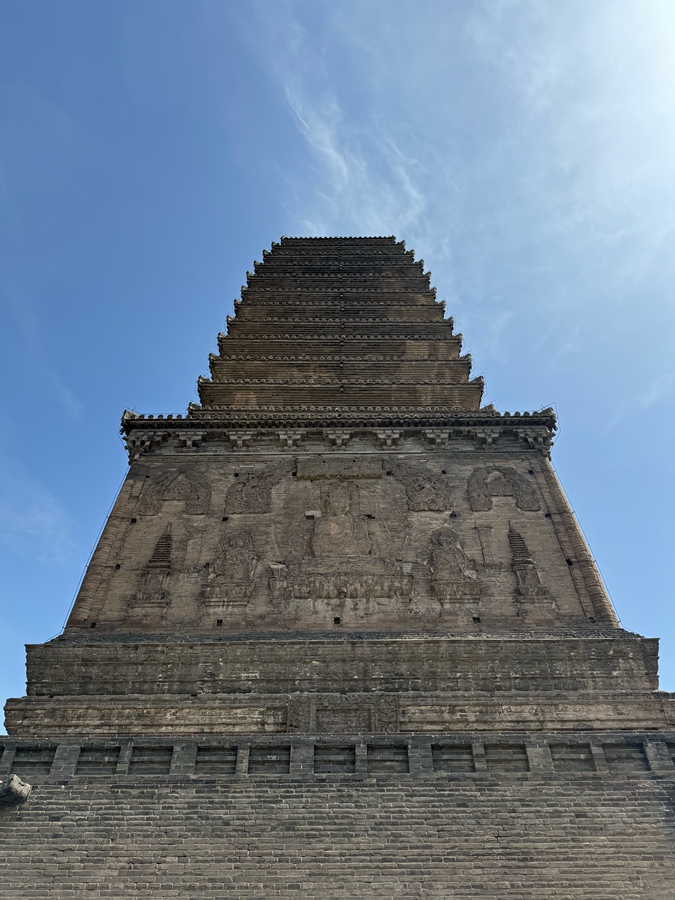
top-left (198, 237), bottom-right (484, 412)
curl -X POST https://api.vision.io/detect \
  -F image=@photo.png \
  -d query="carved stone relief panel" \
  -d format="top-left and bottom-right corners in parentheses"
top-left (224, 460), bottom-right (295, 514)
top-left (287, 695), bottom-right (398, 733)
top-left (269, 458), bottom-right (413, 620)
top-left (200, 528), bottom-right (260, 615)
top-left (317, 708), bottom-right (372, 734)
top-left (474, 524), bottom-right (501, 570)
top-left (311, 482), bottom-right (371, 558)
top-left (315, 696), bottom-right (398, 734)
top-left (508, 524), bottom-right (558, 625)
top-left (392, 461), bottom-right (454, 511)
top-left (127, 526), bottom-right (173, 620)
top-left (296, 456), bottom-right (382, 481)
top-left (427, 527), bottom-right (481, 607)
top-left (138, 469), bottom-right (211, 516)
top-left (468, 466), bottom-right (540, 512)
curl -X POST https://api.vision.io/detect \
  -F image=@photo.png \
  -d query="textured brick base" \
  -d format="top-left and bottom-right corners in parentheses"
top-left (2, 736), bottom-right (675, 898)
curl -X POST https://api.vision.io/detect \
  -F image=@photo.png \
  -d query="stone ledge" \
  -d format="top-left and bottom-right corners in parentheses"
top-left (23, 634), bottom-right (659, 699)
top-left (1, 733), bottom-right (673, 780)
top-left (6, 690), bottom-right (674, 736)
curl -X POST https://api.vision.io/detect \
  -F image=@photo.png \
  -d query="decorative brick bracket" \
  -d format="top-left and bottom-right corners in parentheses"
top-left (178, 431), bottom-right (208, 450)
top-left (124, 431), bottom-right (169, 460)
top-left (424, 428), bottom-right (450, 447)
top-left (277, 429), bottom-right (306, 449)
top-left (324, 429), bottom-right (352, 449)
top-left (516, 427), bottom-right (552, 456)
top-left (473, 427), bottom-right (501, 448)
top-left (375, 429), bottom-right (401, 448)
top-left (227, 430), bottom-right (256, 450)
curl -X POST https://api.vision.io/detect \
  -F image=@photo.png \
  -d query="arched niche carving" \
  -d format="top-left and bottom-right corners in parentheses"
top-left (392, 461), bottom-right (454, 511)
top-left (468, 466), bottom-right (540, 512)
top-left (138, 469), bottom-right (211, 515)
top-left (224, 460), bottom-right (294, 515)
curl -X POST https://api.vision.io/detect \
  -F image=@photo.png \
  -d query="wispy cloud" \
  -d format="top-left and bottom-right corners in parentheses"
top-left (230, 0), bottom-right (675, 415)
top-left (280, 83), bottom-right (430, 238)
top-left (231, 1), bottom-right (461, 252)
top-left (47, 370), bottom-right (85, 419)
top-left (0, 286), bottom-right (84, 420)
top-left (0, 455), bottom-right (76, 565)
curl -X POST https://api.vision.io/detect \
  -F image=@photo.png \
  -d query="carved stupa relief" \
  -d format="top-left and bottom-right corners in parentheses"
top-left (127, 525), bottom-right (173, 620)
top-left (508, 524), bottom-right (558, 625)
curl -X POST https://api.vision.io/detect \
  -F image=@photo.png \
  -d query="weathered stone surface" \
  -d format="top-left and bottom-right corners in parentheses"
top-left (0, 774), bottom-right (31, 806)
top-left (45, 448), bottom-right (616, 637)
top-left (3, 236), bottom-right (673, 897)
top-left (28, 633), bottom-right (655, 696)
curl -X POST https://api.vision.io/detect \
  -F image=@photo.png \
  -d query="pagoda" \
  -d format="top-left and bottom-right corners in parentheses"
top-left (2, 237), bottom-right (674, 898)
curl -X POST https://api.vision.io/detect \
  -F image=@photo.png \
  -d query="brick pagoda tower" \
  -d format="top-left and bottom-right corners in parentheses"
top-left (2, 237), bottom-right (674, 898)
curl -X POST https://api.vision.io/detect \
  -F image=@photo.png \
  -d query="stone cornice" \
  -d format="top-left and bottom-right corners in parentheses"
top-left (120, 408), bottom-right (556, 461)
top-left (122, 406), bottom-right (555, 427)
top-left (211, 354), bottom-right (466, 362)
top-left (217, 333), bottom-right (461, 342)
top-left (253, 261), bottom-right (424, 269)
top-left (202, 378), bottom-right (477, 386)
top-left (241, 287), bottom-right (437, 294)
top-left (235, 300), bottom-right (446, 308)
top-left (228, 316), bottom-right (447, 325)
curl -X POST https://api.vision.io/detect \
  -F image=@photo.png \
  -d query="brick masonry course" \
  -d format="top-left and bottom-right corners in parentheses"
top-left (1, 749), bottom-right (675, 898)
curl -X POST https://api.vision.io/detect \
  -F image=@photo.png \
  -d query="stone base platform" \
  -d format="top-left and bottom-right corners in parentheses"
top-left (6, 632), bottom-right (673, 736)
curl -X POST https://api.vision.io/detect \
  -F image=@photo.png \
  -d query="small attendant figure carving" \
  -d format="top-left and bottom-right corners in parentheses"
top-left (203, 530), bottom-right (259, 612)
top-left (428, 527), bottom-right (480, 606)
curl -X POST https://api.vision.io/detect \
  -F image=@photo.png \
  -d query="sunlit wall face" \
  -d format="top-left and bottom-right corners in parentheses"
top-left (1, 0), bottom-right (674, 718)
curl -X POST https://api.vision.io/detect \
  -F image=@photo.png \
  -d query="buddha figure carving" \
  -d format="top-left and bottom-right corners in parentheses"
top-left (311, 482), bottom-right (371, 558)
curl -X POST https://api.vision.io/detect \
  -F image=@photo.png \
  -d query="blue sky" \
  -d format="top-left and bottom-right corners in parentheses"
top-left (1, 0), bottom-right (674, 715)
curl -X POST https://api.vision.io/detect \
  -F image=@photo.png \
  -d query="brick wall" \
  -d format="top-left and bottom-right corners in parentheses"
top-left (1, 732), bottom-right (674, 898)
